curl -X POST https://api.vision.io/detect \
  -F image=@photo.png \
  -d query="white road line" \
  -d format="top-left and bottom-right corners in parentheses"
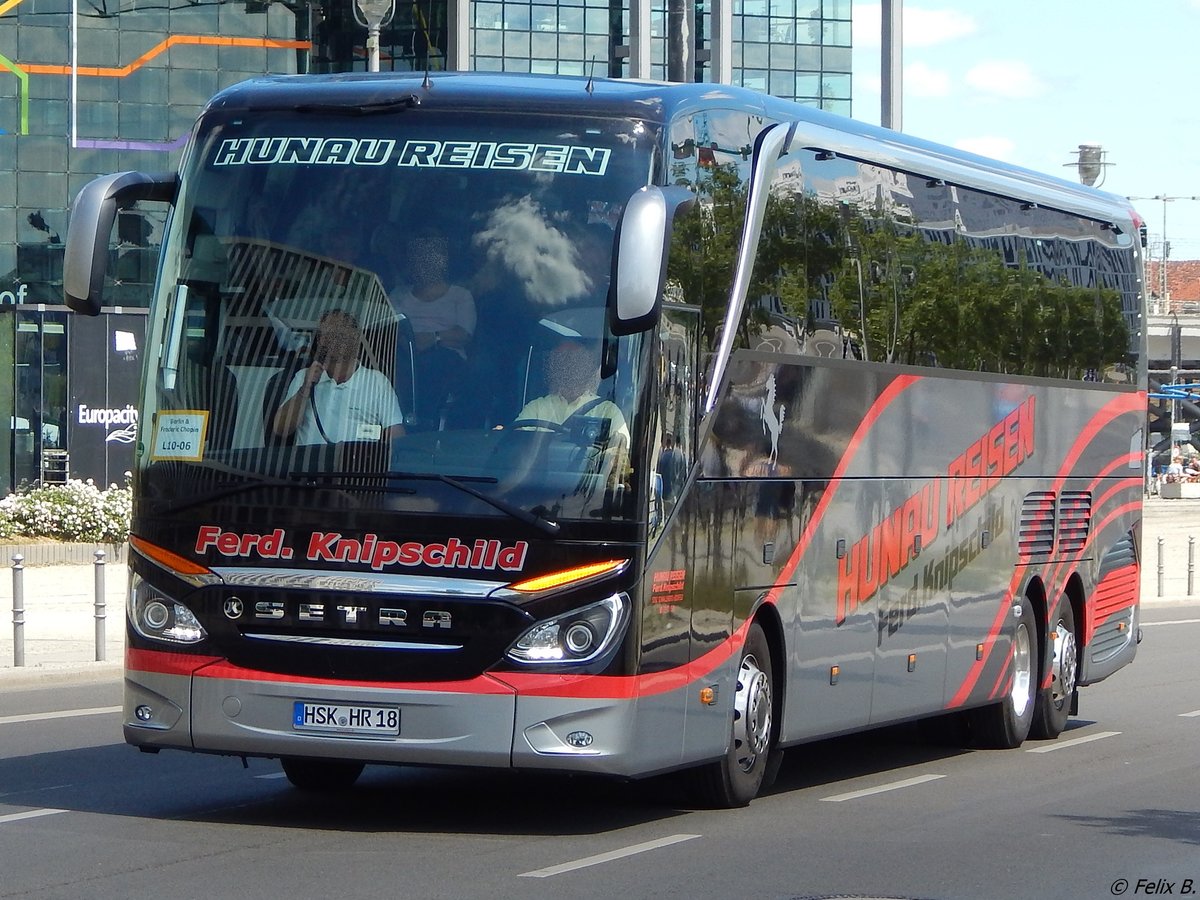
top-left (819, 773), bottom-right (945, 803)
top-left (1179, 710), bottom-right (1200, 718)
top-left (0, 809), bottom-right (67, 825)
top-left (519, 834), bottom-right (701, 878)
top-left (254, 772), bottom-right (288, 780)
top-left (1140, 619), bottom-right (1200, 627)
top-left (0, 706), bottom-right (121, 726)
top-left (1026, 730), bottom-right (1121, 753)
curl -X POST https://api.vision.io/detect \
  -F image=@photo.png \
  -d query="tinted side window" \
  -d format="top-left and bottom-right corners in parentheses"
top-left (804, 155), bottom-right (1133, 380)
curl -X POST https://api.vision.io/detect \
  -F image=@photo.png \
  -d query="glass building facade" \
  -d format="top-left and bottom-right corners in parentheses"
top-left (0, 0), bottom-right (851, 491)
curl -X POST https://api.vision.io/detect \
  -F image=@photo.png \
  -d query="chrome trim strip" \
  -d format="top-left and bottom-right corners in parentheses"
top-left (210, 567), bottom-right (505, 597)
top-left (242, 633), bottom-right (462, 651)
top-left (704, 121), bottom-right (796, 415)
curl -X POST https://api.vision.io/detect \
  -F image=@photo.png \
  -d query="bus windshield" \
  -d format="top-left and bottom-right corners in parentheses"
top-left (139, 108), bottom-right (658, 527)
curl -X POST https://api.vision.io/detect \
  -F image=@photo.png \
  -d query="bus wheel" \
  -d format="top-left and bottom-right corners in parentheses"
top-left (281, 757), bottom-right (365, 791)
top-left (968, 595), bottom-right (1036, 749)
top-left (1030, 594), bottom-right (1077, 740)
top-left (692, 622), bottom-right (775, 808)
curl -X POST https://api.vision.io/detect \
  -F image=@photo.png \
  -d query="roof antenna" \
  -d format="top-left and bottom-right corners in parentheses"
top-left (585, 55), bottom-right (597, 94)
top-left (424, 0), bottom-right (439, 90)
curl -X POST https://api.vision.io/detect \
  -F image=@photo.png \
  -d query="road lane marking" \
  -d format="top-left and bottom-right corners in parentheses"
top-left (1180, 710), bottom-right (1200, 717)
top-left (0, 809), bottom-right (67, 825)
top-left (1026, 730), bottom-right (1120, 753)
top-left (1140, 619), bottom-right (1200, 626)
top-left (819, 773), bottom-right (945, 802)
top-left (0, 706), bottom-right (121, 726)
top-left (254, 773), bottom-right (288, 780)
top-left (519, 834), bottom-right (701, 878)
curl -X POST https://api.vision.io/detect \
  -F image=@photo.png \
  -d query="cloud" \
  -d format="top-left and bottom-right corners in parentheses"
top-left (904, 61), bottom-right (951, 98)
top-left (953, 136), bottom-right (1017, 162)
top-left (473, 195), bottom-right (591, 306)
top-left (964, 60), bottom-right (1045, 99)
top-left (855, 4), bottom-right (977, 49)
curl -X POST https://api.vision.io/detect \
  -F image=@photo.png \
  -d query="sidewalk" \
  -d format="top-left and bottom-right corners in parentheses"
top-left (2, 497), bottom-right (1200, 687)
top-left (0, 560), bottom-right (126, 688)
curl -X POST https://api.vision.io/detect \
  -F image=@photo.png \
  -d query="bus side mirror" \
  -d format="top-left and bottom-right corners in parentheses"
top-left (64, 171), bottom-right (176, 316)
top-left (610, 186), bottom-right (695, 336)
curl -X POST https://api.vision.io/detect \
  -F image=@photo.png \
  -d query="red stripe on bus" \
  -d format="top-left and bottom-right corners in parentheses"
top-left (764, 374), bottom-right (922, 606)
top-left (126, 624), bottom-right (752, 701)
top-left (126, 647), bottom-right (223, 676)
top-left (128, 647), bottom-right (515, 694)
top-left (952, 391), bottom-right (1145, 708)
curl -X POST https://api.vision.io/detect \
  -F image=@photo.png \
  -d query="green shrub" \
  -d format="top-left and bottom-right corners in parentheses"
top-left (0, 479), bottom-right (132, 543)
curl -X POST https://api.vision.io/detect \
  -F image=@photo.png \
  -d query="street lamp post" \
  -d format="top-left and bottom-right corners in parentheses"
top-left (353, 0), bottom-right (396, 72)
top-left (1127, 195), bottom-right (1200, 306)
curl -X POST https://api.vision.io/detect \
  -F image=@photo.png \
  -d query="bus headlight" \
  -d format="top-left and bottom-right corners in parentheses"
top-left (506, 594), bottom-right (629, 666)
top-left (129, 573), bottom-right (207, 644)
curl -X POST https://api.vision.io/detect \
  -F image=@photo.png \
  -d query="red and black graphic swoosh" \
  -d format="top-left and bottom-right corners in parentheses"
top-left (951, 390), bottom-right (1144, 707)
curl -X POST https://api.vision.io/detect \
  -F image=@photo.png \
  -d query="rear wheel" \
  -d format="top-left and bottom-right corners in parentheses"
top-left (969, 594), bottom-right (1036, 749)
top-left (281, 757), bottom-right (365, 791)
top-left (1030, 593), bottom-right (1077, 740)
top-left (691, 622), bottom-right (776, 808)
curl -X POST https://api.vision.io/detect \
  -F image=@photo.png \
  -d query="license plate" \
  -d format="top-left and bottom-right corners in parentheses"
top-left (292, 701), bottom-right (400, 736)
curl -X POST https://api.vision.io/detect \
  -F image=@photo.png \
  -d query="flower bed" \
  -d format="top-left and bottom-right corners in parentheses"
top-left (0, 479), bottom-right (131, 544)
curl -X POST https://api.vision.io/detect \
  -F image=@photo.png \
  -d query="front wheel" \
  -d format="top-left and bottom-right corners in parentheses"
top-left (1030, 593), bottom-right (1077, 740)
top-left (968, 594), bottom-right (1036, 749)
top-left (281, 757), bottom-right (365, 791)
top-left (690, 622), bottom-right (776, 808)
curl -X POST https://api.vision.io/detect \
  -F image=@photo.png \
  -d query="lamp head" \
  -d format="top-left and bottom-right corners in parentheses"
top-left (353, 0), bottom-right (395, 29)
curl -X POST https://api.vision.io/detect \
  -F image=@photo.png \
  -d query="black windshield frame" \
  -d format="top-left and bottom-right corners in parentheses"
top-left (137, 106), bottom-right (663, 529)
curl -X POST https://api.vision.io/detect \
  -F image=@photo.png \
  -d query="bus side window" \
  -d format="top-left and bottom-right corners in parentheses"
top-left (650, 304), bottom-right (699, 537)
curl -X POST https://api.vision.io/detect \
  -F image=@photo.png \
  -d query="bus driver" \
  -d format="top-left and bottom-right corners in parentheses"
top-left (515, 337), bottom-right (630, 449)
top-left (272, 309), bottom-right (406, 445)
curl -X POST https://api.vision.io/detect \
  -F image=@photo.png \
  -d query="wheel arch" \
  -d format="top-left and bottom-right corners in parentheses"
top-left (749, 600), bottom-right (786, 739)
top-left (1063, 569), bottom-right (1087, 664)
top-left (1023, 573), bottom-right (1049, 677)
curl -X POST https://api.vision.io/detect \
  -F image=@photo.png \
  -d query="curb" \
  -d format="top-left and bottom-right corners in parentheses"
top-left (0, 660), bottom-right (123, 690)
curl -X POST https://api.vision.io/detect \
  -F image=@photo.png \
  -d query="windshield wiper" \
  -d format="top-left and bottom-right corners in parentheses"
top-left (304, 470), bottom-right (561, 537)
top-left (159, 472), bottom-right (415, 516)
top-left (294, 94), bottom-right (420, 115)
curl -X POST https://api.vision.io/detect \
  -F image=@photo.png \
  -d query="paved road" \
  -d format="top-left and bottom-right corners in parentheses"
top-left (0, 604), bottom-right (1196, 899)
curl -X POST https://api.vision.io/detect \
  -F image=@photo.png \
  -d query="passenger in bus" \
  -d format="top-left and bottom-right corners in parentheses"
top-left (271, 309), bottom-right (405, 445)
top-left (389, 227), bottom-right (476, 425)
top-left (515, 338), bottom-right (630, 449)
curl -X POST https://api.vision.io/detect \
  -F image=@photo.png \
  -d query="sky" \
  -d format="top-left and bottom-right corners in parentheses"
top-left (851, 1), bottom-right (1200, 261)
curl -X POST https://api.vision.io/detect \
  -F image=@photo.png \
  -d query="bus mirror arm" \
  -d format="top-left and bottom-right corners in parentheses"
top-left (64, 171), bottom-right (177, 316)
top-left (609, 186), bottom-right (696, 336)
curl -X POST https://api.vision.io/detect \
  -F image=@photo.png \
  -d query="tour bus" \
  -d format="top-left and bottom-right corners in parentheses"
top-left (63, 73), bottom-right (1146, 807)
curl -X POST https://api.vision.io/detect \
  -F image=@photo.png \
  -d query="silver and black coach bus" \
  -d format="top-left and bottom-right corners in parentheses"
top-left (63, 73), bottom-right (1146, 807)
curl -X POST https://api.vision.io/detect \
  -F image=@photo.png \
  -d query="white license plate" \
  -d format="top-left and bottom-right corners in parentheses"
top-left (292, 701), bottom-right (400, 736)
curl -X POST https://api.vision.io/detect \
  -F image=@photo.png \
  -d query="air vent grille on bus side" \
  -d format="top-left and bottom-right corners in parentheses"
top-left (1058, 491), bottom-right (1092, 554)
top-left (1019, 491), bottom-right (1056, 557)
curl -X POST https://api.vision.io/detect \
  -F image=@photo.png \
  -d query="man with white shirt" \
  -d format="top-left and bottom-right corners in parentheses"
top-left (272, 309), bottom-right (405, 445)
top-left (516, 338), bottom-right (630, 449)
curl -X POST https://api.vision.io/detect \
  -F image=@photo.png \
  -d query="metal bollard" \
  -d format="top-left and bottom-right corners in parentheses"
top-left (11, 554), bottom-right (24, 667)
top-left (94, 550), bottom-right (106, 662)
top-left (1190, 537), bottom-right (1196, 597)
top-left (1158, 537), bottom-right (1164, 598)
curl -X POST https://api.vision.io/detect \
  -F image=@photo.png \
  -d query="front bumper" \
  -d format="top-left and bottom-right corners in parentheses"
top-left (123, 649), bottom-right (686, 777)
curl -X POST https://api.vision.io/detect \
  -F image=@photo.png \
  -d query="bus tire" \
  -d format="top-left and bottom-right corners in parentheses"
top-left (968, 594), bottom-right (1036, 749)
top-left (1030, 593), bottom-right (1077, 740)
top-left (281, 757), bottom-right (365, 791)
top-left (691, 622), bottom-right (775, 808)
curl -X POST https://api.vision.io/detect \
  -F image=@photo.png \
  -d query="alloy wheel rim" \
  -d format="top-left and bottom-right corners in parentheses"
top-left (1050, 618), bottom-right (1078, 706)
top-left (732, 654), bottom-right (772, 773)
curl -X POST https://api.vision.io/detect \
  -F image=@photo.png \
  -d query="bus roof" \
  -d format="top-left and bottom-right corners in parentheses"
top-left (205, 71), bottom-right (1137, 228)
